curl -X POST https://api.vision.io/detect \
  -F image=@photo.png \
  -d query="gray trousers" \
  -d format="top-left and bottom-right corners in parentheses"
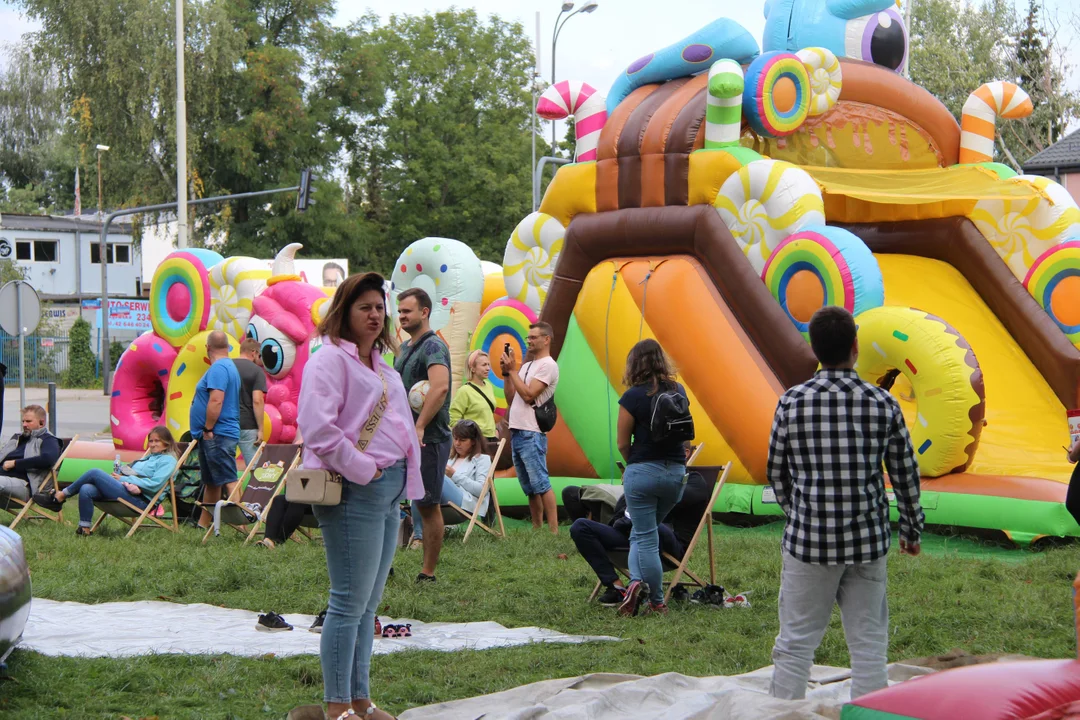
top-left (770, 551), bottom-right (889, 701)
top-left (0, 474), bottom-right (30, 508)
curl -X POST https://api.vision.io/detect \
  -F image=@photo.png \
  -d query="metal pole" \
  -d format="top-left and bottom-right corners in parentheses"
top-left (97, 151), bottom-right (103, 219)
top-left (16, 280), bottom-right (25, 410)
top-left (47, 381), bottom-right (56, 435)
top-left (903, 0), bottom-right (913, 80)
top-left (551, 8), bottom-right (569, 154)
top-left (98, 183), bottom-right (301, 396)
top-left (176, 0), bottom-right (189, 248)
top-left (534, 156), bottom-right (571, 209)
top-left (532, 11), bottom-right (540, 212)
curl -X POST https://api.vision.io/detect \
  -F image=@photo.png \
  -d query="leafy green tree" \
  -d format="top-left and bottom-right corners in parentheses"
top-left (65, 317), bottom-right (98, 388)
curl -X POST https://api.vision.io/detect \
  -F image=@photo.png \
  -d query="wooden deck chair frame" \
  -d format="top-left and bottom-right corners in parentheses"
top-left (199, 441), bottom-right (268, 544)
top-left (588, 460), bottom-right (730, 604)
top-left (442, 438), bottom-right (508, 544)
top-left (7, 434), bottom-right (79, 529)
top-left (90, 441), bottom-right (197, 538)
top-left (242, 448), bottom-right (303, 545)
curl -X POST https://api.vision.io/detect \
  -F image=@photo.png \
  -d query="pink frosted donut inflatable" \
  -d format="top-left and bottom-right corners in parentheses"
top-left (110, 331), bottom-right (178, 450)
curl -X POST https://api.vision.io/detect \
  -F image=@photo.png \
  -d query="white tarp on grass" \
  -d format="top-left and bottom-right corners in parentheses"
top-left (400, 664), bottom-right (937, 720)
top-left (21, 599), bottom-right (618, 658)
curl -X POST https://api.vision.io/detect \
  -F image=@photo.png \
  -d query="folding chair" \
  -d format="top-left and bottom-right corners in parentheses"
top-left (240, 445), bottom-right (304, 545)
top-left (200, 442), bottom-right (298, 543)
top-left (7, 435), bottom-right (78, 529)
top-left (91, 441), bottom-right (197, 538)
top-left (440, 438), bottom-right (508, 543)
top-left (588, 461), bottom-right (731, 604)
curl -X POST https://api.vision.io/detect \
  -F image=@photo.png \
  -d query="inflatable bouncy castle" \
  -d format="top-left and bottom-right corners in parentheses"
top-left (484, 0), bottom-right (1080, 542)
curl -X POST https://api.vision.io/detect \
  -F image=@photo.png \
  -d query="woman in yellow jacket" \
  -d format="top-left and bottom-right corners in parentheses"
top-left (449, 350), bottom-right (497, 444)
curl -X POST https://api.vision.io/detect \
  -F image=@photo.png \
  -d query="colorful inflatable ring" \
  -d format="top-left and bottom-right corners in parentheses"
top-left (150, 250), bottom-right (222, 348)
top-left (969, 175), bottom-right (1080, 281)
top-left (391, 237), bottom-right (484, 332)
top-left (209, 256), bottom-right (270, 341)
top-left (743, 51), bottom-right (811, 138)
top-left (795, 47), bottom-right (842, 116)
top-left (762, 225), bottom-right (884, 340)
top-left (1024, 240), bottom-right (1080, 345)
top-left (480, 260), bottom-right (506, 313)
top-left (854, 306), bottom-right (986, 477)
top-left (163, 330), bottom-right (239, 440)
top-left (109, 331), bottom-right (179, 450)
top-left (469, 297), bottom-right (538, 414)
top-left (713, 159), bottom-right (826, 274)
top-left (503, 212), bottom-right (566, 312)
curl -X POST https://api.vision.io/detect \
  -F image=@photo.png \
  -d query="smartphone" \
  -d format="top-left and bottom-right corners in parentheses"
top-left (504, 342), bottom-right (511, 356)
top-left (616, 460), bottom-right (626, 473)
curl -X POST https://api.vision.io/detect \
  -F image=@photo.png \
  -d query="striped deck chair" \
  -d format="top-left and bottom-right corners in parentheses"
top-left (7, 435), bottom-right (78, 529)
top-left (90, 441), bottom-right (197, 538)
top-left (202, 443), bottom-right (300, 544)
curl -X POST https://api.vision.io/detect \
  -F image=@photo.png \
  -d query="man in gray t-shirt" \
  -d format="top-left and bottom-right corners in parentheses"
top-left (234, 338), bottom-right (267, 466)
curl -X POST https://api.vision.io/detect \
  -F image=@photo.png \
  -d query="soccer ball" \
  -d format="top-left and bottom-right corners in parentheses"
top-left (408, 380), bottom-right (430, 412)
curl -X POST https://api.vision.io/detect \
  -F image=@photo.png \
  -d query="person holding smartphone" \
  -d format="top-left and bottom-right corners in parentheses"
top-left (766, 306), bottom-right (923, 701)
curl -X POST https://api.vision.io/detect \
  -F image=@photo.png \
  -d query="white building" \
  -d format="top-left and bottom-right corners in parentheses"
top-left (0, 213), bottom-right (139, 301)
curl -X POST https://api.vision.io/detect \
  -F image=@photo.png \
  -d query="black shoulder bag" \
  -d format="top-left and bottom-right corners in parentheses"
top-left (524, 362), bottom-right (558, 434)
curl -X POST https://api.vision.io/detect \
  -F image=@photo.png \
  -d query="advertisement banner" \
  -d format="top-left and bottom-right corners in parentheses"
top-left (83, 298), bottom-right (153, 332)
top-left (261, 258), bottom-right (350, 288)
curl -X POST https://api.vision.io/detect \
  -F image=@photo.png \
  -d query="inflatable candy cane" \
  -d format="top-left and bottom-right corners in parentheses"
top-left (536, 81), bottom-right (607, 162)
top-left (959, 81), bottom-right (1033, 165)
top-left (705, 59), bottom-right (745, 149)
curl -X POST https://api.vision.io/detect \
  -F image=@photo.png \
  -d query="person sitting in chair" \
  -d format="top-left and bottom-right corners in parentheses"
top-left (569, 444), bottom-right (710, 606)
top-left (410, 420), bottom-right (493, 547)
top-left (0, 405), bottom-right (61, 509)
top-left (35, 426), bottom-right (179, 535)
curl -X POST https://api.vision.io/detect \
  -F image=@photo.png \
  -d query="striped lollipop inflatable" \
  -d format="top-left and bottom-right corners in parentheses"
top-left (536, 81), bottom-right (608, 162)
top-left (469, 297), bottom-right (539, 413)
top-left (959, 81), bottom-right (1033, 164)
top-left (705, 59), bottom-right (745, 149)
top-left (762, 226), bottom-right (884, 339)
top-left (1024, 240), bottom-right (1080, 344)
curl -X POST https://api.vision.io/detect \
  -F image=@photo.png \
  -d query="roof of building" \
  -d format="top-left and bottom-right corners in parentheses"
top-left (0, 213), bottom-right (133, 234)
top-left (1022, 128), bottom-right (1080, 172)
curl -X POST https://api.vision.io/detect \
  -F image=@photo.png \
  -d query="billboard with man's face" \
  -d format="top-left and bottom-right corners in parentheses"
top-left (262, 258), bottom-right (349, 288)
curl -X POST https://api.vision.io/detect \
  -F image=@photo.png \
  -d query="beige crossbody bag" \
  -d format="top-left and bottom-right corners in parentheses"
top-left (285, 369), bottom-right (390, 506)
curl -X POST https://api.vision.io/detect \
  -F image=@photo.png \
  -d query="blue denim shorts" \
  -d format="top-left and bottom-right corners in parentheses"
top-left (512, 429), bottom-right (551, 496)
top-left (197, 434), bottom-right (239, 487)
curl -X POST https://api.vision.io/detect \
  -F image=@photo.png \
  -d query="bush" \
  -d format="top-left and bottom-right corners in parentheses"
top-left (65, 317), bottom-right (98, 388)
top-left (109, 339), bottom-right (126, 371)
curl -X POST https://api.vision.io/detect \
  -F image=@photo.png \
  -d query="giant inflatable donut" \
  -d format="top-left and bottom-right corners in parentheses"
top-left (743, 51), bottom-right (811, 137)
top-left (109, 331), bottom-right (179, 450)
top-left (855, 306), bottom-right (986, 477)
top-left (208, 256), bottom-right (270, 340)
top-left (1023, 240), bottom-right (1080, 347)
top-left (762, 225), bottom-right (883, 340)
top-left (503, 212), bottom-right (566, 312)
top-left (796, 47), bottom-right (842, 116)
top-left (713, 159), bottom-right (826, 274)
top-left (150, 249), bottom-right (223, 347)
top-left (164, 330), bottom-right (239, 440)
top-left (969, 175), bottom-right (1080, 281)
top-left (391, 237), bottom-right (484, 395)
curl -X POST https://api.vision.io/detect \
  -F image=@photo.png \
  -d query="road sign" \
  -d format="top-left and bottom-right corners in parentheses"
top-left (0, 281), bottom-right (40, 336)
top-left (0, 280), bottom-right (41, 410)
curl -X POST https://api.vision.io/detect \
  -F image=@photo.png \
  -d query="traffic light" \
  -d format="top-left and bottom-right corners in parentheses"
top-left (296, 168), bottom-right (317, 212)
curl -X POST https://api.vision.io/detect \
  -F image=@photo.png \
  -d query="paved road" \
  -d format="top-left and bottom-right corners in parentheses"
top-left (1, 385), bottom-right (113, 442)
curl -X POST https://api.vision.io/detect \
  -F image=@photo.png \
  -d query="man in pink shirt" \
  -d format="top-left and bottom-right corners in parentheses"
top-left (501, 322), bottom-right (560, 534)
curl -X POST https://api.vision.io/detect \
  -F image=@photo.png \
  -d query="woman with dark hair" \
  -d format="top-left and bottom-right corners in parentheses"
top-left (294, 272), bottom-right (421, 720)
top-left (614, 338), bottom-right (691, 617)
top-left (441, 420), bottom-right (493, 516)
top-left (35, 426), bottom-right (179, 535)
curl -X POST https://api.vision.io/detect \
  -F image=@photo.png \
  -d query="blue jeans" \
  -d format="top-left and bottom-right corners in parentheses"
top-left (313, 460), bottom-right (406, 704)
top-left (238, 429), bottom-right (260, 467)
top-left (196, 434), bottom-right (239, 487)
top-left (623, 461), bottom-right (686, 604)
top-left (512, 430), bottom-right (551, 496)
top-left (64, 468), bottom-right (149, 527)
top-left (411, 476), bottom-right (466, 540)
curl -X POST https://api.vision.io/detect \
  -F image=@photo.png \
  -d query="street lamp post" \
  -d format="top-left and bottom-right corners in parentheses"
top-left (96, 144), bottom-right (109, 220)
top-left (96, 143), bottom-right (110, 387)
top-left (176, 0), bottom-right (188, 248)
top-left (550, 1), bottom-right (598, 154)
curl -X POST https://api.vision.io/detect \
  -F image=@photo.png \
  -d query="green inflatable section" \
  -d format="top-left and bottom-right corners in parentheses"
top-left (57, 459), bottom-right (118, 485)
top-left (553, 315), bottom-right (622, 479)
top-left (840, 706), bottom-right (918, 720)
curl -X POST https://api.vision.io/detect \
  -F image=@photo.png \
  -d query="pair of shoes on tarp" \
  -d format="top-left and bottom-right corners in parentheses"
top-left (256, 610), bottom-right (327, 633)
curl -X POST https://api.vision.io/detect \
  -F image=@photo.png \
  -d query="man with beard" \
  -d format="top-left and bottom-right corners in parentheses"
top-left (0, 405), bottom-right (60, 509)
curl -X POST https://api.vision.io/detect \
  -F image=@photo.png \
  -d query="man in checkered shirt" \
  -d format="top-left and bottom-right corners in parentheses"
top-left (767, 306), bottom-right (923, 701)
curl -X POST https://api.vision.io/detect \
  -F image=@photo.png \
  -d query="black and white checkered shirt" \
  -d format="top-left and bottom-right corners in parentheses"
top-left (766, 368), bottom-right (924, 565)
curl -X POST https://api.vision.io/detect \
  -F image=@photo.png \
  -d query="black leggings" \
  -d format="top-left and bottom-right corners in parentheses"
top-left (264, 496), bottom-right (309, 544)
top-left (1067, 463), bottom-right (1080, 528)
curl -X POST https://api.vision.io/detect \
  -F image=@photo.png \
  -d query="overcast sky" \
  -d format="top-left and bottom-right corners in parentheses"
top-left (0, 0), bottom-right (1077, 139)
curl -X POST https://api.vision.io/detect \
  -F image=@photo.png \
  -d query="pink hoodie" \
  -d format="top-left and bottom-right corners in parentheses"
top-left (297, 336), bottom-right (422, 500)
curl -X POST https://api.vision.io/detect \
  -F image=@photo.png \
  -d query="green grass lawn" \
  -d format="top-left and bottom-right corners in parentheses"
top-left (3, 509), bottom-right (1080, 719)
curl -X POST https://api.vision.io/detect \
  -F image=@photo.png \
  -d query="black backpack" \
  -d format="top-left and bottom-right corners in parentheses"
top-left (649, 387), bottom-right (694, 443)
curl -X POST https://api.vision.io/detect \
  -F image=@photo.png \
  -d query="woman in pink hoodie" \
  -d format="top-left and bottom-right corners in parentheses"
top-left (296, 272), bottom-right (422, 720)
